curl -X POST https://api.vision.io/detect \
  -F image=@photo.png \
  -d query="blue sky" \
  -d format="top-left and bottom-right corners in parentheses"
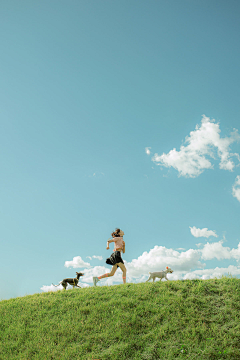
top-left (1, 0), bottom-right (240, 300)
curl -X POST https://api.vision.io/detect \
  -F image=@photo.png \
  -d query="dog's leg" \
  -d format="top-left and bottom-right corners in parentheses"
top-left (62, 281), bottom-right (67, 290)
top-left (146, 275), bottom-right (152, 282)
top-left (152, 277), bottom-right (156, 282)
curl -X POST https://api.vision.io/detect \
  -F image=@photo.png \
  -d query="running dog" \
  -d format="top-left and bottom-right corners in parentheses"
top-left (146, 267), bottom-right (173, 282)
top-left (52, 272), bottom-right (84, 289)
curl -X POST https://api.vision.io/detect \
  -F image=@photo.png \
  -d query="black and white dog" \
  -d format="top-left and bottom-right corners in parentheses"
top-left (52, 272), bottom-right (84, 289)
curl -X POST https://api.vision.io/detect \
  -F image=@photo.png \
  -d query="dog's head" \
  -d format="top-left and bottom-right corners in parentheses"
top-left (76, 272), bottom-right (84, 277)
top-left (166, 266), bottom-right (173, 273)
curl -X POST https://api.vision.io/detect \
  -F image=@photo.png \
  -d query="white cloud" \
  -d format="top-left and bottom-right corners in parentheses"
top-left (190, 226), bottom-right (218, 238)
top-left (232, 175), bottom-right (240, 202)
top-left (64, 256), bottom-right (91, 268)
top-left (42, 240), bottom-right (240, 292)
top-left (95, 241), bottom-right (240, 283)
top-left (201, 240), bottom-right (231, 260)
top-left (41, 282), bottom-right (90, 292)
top-left (145, 147), bottom-right (151, 155)
top-left (151, 115), bottom-right (240, 178)
top-left (201, 240), bottom-right (240, 261)
top-left (124, 246), bottom-right (204, 280)
top-left (86, 255), bottom-right (103, 261)
top-left (59, 247), bottom-right (204, 286)
top-left (183, 265), bottom-right (240, 280)
top-left (230, 242), bottom-right (240, 260)
top-left (152, 265), bottom-right (240, 281)
top-left (103, 241), bottom-right (240, 283)
top-left (40, 284), bottom-right (61, 292)
top-left (92, 255), bottom-right (103, 260)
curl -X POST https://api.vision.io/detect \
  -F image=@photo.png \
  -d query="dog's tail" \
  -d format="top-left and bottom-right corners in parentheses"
top-left (52, 283), bottom-right (60, 287)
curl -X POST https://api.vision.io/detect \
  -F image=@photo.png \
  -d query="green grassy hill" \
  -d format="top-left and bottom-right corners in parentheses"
top-left (0, 277), bottom-right (239, 359)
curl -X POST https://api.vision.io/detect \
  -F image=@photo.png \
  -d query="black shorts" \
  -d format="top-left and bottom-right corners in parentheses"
top-left (106, 251), bottom-right (124, 267)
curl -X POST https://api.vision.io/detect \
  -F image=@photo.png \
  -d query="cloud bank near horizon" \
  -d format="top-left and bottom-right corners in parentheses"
top-left (41, 239), bottom-right (240, 292)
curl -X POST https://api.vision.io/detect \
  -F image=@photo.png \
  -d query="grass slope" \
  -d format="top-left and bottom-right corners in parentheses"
top-left (0, 277), bottom-right (240, 359)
